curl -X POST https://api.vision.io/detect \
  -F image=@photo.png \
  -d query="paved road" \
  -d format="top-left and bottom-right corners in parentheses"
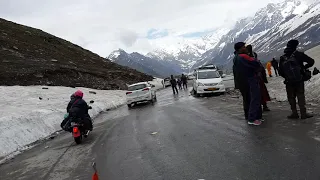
top-left (1, 87), bottom-right (320, 180)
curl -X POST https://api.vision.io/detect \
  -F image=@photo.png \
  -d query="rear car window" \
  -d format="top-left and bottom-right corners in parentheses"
top-left (128, 84), bottom-right (147, 91)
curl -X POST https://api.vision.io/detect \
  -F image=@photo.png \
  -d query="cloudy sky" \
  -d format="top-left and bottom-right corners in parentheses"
top-left (0, 0), bottom-right (284, 56)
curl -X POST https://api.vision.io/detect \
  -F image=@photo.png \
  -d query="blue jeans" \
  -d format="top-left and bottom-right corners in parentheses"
top-left (248, 77), bottom-right (262, 122)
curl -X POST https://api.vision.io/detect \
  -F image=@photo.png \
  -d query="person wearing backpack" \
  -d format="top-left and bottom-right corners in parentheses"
top-left (279, 39), bottom-right (315, 119)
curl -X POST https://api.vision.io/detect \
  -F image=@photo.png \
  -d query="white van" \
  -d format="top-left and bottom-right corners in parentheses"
top-left (192, 69), bottom-right (226, 96)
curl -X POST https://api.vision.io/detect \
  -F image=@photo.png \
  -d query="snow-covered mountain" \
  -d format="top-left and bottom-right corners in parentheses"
top-left (107, 49), bottom-right (182, 78)
top-left (195, 0), bottom-right (320, 70)
top-left (108, 0), bottom-right (320, 74)
top-left (147, 28), bottom-right (230, 72)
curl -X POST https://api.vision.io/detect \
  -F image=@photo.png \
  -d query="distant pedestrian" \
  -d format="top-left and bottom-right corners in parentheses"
top-left (313, 67), bottom-right (319, 76)
top-left (247, 45), bottom-right (271, 112)
top-left (271, 58), bottom-right (279, 77)
top-left (266, 61), bottom-right (272, 77)
top-left (170, 75), bottom-right (179, 94)
top-left (233, 42), bottom-right (262, 126)
top-left (279, 39), bottom-right (314, 119)
top-left (181, 74), bottom-right (188, 90)
top-left (177, 79), bottom-right (182, 90)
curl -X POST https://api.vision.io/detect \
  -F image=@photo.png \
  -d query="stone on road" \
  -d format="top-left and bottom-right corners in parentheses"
top-left (1, 87), bottom-right (320, 180)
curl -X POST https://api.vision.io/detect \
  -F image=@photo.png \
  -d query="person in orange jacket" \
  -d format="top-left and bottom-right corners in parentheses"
top-left (266, 61), bottom-right (272, 77)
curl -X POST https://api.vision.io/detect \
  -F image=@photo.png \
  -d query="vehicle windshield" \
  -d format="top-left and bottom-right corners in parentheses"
top-left (198, 71), bottom-right (220, 79)
top-left (128, 84), bottom-right (147, 91)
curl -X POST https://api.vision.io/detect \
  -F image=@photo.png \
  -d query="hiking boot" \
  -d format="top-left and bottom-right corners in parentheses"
top-left (287, 113), bottom-right (299, 119)
top-left (301, 113), bottom-right (313, 119)
top-left (248, 120), bottom-right (262, 126)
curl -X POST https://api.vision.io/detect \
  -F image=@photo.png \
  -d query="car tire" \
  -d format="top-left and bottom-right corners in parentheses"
top-left (127, 104), bottom-right (132, 108)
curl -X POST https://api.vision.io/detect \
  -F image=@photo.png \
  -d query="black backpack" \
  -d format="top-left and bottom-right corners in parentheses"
top-left (281, 52), bottom-right (303, 83)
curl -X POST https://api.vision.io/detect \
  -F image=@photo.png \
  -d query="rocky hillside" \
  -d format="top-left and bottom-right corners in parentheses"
top-left (0, 18), bottom-right (153, 90)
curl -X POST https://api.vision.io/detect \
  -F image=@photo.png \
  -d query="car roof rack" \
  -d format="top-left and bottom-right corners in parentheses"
top-left (197, 64), bottom-right (217, 70)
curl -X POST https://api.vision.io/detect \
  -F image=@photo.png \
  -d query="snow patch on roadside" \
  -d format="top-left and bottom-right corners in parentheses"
top-left (266, 71), bottom-right (320, 104)
top-left (149, 78), bottom-right (164, 91)
top-left (0, 86), bottom-right (126, 159)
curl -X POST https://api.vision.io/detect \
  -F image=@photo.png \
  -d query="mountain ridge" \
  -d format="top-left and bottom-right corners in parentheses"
top-left (108, 0), bottom-right (320, 75)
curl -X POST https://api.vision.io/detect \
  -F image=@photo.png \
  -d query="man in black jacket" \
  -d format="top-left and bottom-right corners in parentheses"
top-left (170, 75), bottom-right (179, 94)
top-left (271, 58), bottom-right (279, 77)
top-left (279, 40), bottom-right (314, 119)
top-left (181, 74), bottom-right (188, 89)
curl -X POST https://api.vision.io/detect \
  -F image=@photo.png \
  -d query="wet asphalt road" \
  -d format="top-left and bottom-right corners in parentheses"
top-left (1, 86), bottom-right (320, 180)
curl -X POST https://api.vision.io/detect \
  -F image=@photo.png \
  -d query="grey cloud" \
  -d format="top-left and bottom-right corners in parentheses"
top-left (117, 30), bottom-right (138, 47)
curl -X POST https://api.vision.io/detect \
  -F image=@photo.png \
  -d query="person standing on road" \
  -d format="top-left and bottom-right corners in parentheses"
top-left (170, 75), bottom-right (179, 95)
top-left (246, 45), bottom-right (271, 112)
top-left (181, 74), bottom-right (188, 90)
top-left (233, 42), bottom-right (262, 125)
top-left (313, 67), bottom-right (319, 76)
top-left (271, 58), bottom-right (279, 77)
top-left (279, 39), bottom-right (314, 119)
top-left (266, 61), bottom-right (272, 77)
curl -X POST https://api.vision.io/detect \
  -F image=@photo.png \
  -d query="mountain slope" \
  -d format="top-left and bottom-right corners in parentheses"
top-left (0, 18), bottom-right (153, 90)
top-left (195, 0), bottom-right (319, 70)
top-left (108, 49), bottom-right (182, 78)
top-left (147, 28), bottom-right (230, 72)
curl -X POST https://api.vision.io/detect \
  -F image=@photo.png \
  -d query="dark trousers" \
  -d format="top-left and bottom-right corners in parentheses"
top-left (273, 67), bottom-right (279, 76)
top-left (286, 82), bottom-right (306, 115)
top-left (248, 77), bottom-right (262, 121)
top-left (172, 85), bottom-right (179, 94)
top-left (183, 82), bottom-right (187, 89)
top-left (240, 87), bottom-right (250, 120)
top-left (178, 84), bottom-right (182, 90)
top-left (61, 115), bottom-right (93, 132)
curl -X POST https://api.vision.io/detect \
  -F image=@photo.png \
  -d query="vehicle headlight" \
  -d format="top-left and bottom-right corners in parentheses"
top-left (197, 82), bottom-right (204, 86)
top-left (218, 81), bottom-right (224, 85)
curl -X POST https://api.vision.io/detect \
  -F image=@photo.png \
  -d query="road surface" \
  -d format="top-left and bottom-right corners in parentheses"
top-left (1, 86), bottom-right (320, 180)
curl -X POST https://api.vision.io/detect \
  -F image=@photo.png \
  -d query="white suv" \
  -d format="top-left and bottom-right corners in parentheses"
top-left (193, 69), bottom-right (226, 96)
top-left (126, 82), bottom-right (157, 108)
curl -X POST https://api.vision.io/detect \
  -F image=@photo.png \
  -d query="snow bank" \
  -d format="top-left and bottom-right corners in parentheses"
top-left (0, 86), bottom-right (126, 159)
top-left (266, 72), bottom-right (320, 103)
top-left (149, 78), bottom-right (164, 91)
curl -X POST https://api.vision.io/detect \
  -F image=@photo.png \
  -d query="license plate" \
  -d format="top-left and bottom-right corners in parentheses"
top-left (207, 88), bottom-right (217, 91)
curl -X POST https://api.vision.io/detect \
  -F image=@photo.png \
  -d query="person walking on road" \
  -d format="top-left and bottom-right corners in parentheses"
top-left (233, 42), bottom-right (262, 126)
top-left (246, 45), bottom-right (271, 113)
top-left (170, 75), bottom-right (179, 95)
top-left (266, 61), bottom-right (272, 77)
top-left (177, 78), bottom-right (182, 90)
top-left (279, 39), bottom-right (314, 119)
top-left (181, 74), bottom-right (188, 90)
top-left (271, 58), bottom-right (279, 77)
